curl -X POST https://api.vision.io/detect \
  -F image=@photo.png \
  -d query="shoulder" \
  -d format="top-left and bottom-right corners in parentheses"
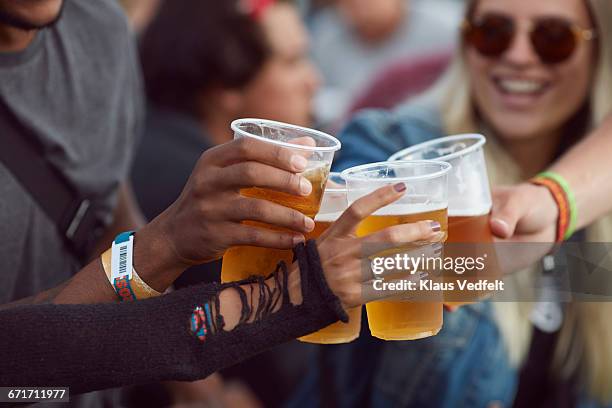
top-left (333, 103), bottom-right (444, 171)
top-left (63, 0), bottom-right (130, 32)
top-left (58, 0), bottom-right (132, 54)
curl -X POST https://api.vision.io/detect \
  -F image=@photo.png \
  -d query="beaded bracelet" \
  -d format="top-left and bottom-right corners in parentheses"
top-left (530, 171), bottom-right (577, 241)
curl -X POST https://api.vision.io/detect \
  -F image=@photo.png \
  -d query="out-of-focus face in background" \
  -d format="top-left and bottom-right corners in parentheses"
top-left (337, 0), bottom-right (406, 43)
top-left (239, 2), bottom-right (320, 127)
top-left (0, 0), bottom-right (64, 30)
top-left (465, 0), bottom-right (595, 141)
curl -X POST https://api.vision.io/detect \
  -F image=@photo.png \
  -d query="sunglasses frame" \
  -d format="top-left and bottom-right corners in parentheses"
top-left (461, 15), bottom-right (597, 64)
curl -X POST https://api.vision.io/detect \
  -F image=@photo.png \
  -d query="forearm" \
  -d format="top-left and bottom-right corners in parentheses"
top-left (549, 115), bottom-right (612, 229)
top-left (0, 255), bottom-right (338, 395)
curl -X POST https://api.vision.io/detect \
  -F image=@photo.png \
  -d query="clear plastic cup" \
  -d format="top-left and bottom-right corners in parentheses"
top-left (299, 173), bottom-right (362, 344)
top-left (389, 134), bottom-right (496, 304)
top-left (221, 119), bottom-right (341, 283)
top-left (342, 161), bottom-right (451, 341)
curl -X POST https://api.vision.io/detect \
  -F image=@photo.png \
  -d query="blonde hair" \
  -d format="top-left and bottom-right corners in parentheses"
top-left (423, 0), bottom-right (612, 403)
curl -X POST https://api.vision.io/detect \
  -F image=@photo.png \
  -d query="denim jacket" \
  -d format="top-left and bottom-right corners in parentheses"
top-left (288, 105), bottom-right (518, 408)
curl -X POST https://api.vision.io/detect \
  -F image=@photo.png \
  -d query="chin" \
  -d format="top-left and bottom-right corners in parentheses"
top-left (0, 0), bottom-right (64, 30)
top-left (486, 115), bottom-right (550, 141)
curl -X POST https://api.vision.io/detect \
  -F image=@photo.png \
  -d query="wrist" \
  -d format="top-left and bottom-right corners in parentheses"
top-left (132, 222), bottom-right (189, 292)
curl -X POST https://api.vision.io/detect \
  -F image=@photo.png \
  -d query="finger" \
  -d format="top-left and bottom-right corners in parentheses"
top-left (227, 197), bottom-right (315, 234)
top-left (361, 221), bottom-right (444, 257)
top-left (331, 183), bottom-right (407, 236)
top-left (221, 161), bottom-right (313, 196)
top-left (209, 137), bottom-right (311, 173)
top-left (490, 189), bottom-right (522, 239)
top-left (228, 223), bottom-right (305, 249)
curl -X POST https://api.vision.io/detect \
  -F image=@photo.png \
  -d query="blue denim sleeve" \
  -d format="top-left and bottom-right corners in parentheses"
top-left (332, 108), bottom-right (445, 172)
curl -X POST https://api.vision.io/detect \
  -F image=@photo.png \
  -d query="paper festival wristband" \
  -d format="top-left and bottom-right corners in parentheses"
top-left (100, 232), bottom-right (162, 301)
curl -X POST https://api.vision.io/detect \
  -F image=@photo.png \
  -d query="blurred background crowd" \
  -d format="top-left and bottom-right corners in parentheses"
top-left (108, 0), bottom-right (610, 407)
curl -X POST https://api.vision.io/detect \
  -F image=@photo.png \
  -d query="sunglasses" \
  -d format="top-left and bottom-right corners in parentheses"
top-left (462, 13), bottom-right (596, 64)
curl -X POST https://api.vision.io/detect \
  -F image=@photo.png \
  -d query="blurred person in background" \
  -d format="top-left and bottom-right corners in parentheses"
top-left (309, 0), bottom-right (463, 127)
top-left (133, 0), bottom-right (319, 223)
top-left (303, 0), bottom-right (612, 406)
top-left (131, 0), bottom-right (320, 406)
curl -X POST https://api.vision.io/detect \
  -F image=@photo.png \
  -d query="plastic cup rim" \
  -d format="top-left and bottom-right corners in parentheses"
top-left (231, 118), bottom-right (341, 152)
top-left (388, 134), bottom-right (486, 162)
top-left (341, 160), bottom-right (452, 182)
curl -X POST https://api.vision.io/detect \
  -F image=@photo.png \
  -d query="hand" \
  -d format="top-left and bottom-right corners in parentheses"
top-left (490, 183), bottom-right (558, 242)
top-left (290, 183), bottom-right (445, 310)
top-left (134, 137), bottom-right (317, 289)
top-left (489, 183), bottom-right (558, 275)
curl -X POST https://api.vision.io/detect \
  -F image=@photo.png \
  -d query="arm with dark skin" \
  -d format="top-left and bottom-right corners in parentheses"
top-left (0, 138), bottom-right (317, 309)
top-left (0, 185), bottom-right (441, 393)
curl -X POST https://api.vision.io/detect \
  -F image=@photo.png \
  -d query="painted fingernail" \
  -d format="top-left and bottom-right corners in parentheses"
top-left (304, 217), bottom-right (315, 232)
top-left (293, 235), bottom-right (305, 246)
top-left (429, 221), bottom-right (441, 232)
top-left (432, 242), bottom-right (443, 251)
top-left (419, 271), bottom-right (429, 280)
top-left (300, 177), bottom-right (312, 195)
top-left (393, 182), bottom-right (407, 192)
top-left (291, 155), bottom-right (308, 170)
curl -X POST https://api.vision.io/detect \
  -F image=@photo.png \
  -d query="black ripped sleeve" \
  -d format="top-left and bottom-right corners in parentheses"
top-left (0, 241), bottom-right (348, 394)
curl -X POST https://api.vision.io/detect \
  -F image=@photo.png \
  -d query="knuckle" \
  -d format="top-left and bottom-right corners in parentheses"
top-left (285, 172), bottom-right (300, 192)
top-left (244, 228), bottom-right (262, 245)
top-left (235, 137), bottom-right (252, 156)
top-left (247, 200), bottom-right (266, 220)
top-left (383, 228), bottom-right (401, 244)
top-left (347, 203), bottom-right (366, 220)
top-left (242, 162), bottom-right (260, 183)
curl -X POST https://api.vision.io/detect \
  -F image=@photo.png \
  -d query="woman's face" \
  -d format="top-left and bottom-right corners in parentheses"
top-left (465, 0), bottom-right (596, 141)
top-left (240, 3), bottom-right (320, 127)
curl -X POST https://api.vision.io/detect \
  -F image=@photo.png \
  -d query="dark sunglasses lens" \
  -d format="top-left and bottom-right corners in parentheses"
top-left (465, 15), bottom-right (514, 57)
top-left (531, 18), bottom-right (577, 63)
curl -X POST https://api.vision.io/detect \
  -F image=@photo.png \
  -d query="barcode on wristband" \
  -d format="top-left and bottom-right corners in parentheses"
top-left (0, 387), bottom-right (69, 402)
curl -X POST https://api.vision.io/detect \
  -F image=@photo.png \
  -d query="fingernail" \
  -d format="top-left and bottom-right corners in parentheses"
top-left (304, 217), bottom-right (315, 232)
top-left (419, 271), bottom-right (429, 280)
top-left (293, 235), bottom-right (305, 246)
top-left (432, 242), bottom-right (443, 251)
top-left (393, 182), bottom-right (406, 192)
top-left (429, 221), bottom-right (441, 232)
top-left (291, 155), bottom-right (308, 170)
top-left (300, 177), bottom-right (312, 195)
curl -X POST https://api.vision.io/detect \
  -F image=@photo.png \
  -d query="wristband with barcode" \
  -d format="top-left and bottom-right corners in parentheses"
top-left (100, 231), bottom-right (162, 301)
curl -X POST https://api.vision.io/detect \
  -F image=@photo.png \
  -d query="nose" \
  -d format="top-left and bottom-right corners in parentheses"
top-left (502, 22), bottom-right (540, 67)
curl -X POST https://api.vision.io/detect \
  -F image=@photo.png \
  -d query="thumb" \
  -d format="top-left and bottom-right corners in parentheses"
top-left (490, 189), bottom-right (522, 239)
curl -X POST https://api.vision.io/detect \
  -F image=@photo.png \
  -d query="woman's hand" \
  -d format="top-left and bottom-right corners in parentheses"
top-left (290, 183), bottom-right (445, 310)
top-left (489, 183), bottom-right (559, 274)
top-left (490, 183), bottom-right (558, 242)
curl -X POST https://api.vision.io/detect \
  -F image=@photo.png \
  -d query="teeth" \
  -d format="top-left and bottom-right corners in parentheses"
top-left (498, 79), bottom-right (545, 94)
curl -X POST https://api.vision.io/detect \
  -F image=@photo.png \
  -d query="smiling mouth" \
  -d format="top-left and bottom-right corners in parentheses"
top-left (493, 77), bottom-right (551, 97)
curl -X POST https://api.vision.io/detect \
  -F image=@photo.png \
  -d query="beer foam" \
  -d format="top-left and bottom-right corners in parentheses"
top-left (373, 203), bottom-right (447, 216)
top-left (315, 211), bottom-right (343, 222)
top-left (448, 204), bottom-right (492, 217)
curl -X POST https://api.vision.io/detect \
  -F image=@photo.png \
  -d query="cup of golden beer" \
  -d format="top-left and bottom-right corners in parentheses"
top-left (389, 134), bottom-right (498, 304)
top-left (299, 173), bottom-right (362, 344)
top-left (342, 161), bottom-right (451, 341)
top-left (221, 119), bottom-right (341, 283)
